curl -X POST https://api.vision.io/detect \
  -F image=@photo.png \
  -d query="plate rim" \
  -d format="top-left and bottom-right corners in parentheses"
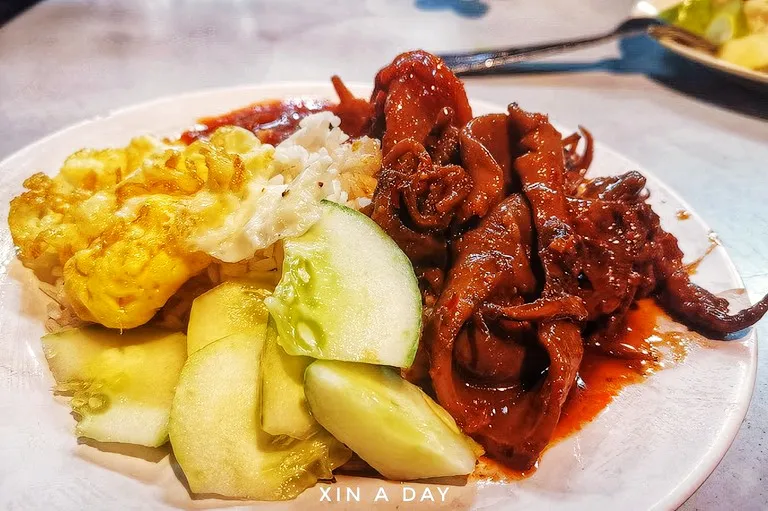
top-left (0, 81), bottom-right (758, 511)
top-left (658, 38), bottom-right (768, 86)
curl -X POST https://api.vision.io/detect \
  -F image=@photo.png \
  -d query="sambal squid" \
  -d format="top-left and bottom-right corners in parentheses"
top-left (366, 50), bottom-right (768, 470)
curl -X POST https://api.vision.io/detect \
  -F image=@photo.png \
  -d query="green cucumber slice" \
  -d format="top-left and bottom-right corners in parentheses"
top-left (304, 360), bottom-right (482, 481)
top-left (261, 321), bottom-right (319, 439)
top-left (42, 326), bottom-right (186, 447)
top-left (169, 333), bottom-right (351, 500)
top-left (266, 200), bottom-right (421, 368)
top-left (186, 280), bottom-right (271, 355)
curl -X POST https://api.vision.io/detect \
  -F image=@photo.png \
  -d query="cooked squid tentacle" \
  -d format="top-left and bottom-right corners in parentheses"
top-left (329, 75), bottom-right (374, 138)
top-left (402, 164), bottom-right (473, 230)
top-left (372, 138), bottom-right (474, 306)
top-left (576, 171), bottom-right (648, 202)
top-left (484, 295), bottom-right (588, 322)
top-left (563, 126), bottom-right (593, 194)
top-left (648, 215), bottom-right (768, 336)
top-left (571, 168), bottom-right (768, 336)
top-left (660, 270), bottom-right (768, 335)
top-left (566, 194), bottom-right (655, 320)
top-left (371, 143), bottom-right (448, 270)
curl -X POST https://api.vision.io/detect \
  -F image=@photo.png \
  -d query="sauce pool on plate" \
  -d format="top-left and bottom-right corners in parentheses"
top-left (477, 299), bottom-right (692, 480)
top-left (553, 299), bottom-right (689, 442)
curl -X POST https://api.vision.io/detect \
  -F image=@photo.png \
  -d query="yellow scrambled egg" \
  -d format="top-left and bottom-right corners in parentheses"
top-left (9, 128), bottom-right (267, 328)
top-left (9, 120), bottom-right (379, 329)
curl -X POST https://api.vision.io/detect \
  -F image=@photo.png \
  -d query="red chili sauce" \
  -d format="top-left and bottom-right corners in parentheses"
top-left (477, 299), bottom-right (690, 480)
top-left (180, 98), bottom-right (334, 146)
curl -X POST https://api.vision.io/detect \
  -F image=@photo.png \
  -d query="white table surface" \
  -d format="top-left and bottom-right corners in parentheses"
top-left (0, 0), bottom-right (766, 509)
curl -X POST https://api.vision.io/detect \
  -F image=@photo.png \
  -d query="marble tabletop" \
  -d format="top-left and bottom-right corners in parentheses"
top-left (0, 0), bottom-right (766, 509)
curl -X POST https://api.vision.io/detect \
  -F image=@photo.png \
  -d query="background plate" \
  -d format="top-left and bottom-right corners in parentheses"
top-left (633, 0), bottom-right (768, 88)
top-left (0, 83), bottom-right (757, 510)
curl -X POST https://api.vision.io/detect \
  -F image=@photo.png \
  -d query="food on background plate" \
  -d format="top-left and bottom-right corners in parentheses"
top-left (661, 0), bottom-right (768, 71)
top-left (7, 49), bottom-right (768, 501)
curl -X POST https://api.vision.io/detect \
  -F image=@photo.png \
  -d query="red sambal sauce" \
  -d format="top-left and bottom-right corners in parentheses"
top-left (478, 299), bottom-right (687, 479)
top-left (554, 299), bottom-right (685, 442)
top-left (180, 98), bottom-right (334, 146)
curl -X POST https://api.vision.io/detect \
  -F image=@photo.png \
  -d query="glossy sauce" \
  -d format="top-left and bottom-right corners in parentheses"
top-left (180, 98), bottom-right (333, 146)
top-left (684, 233), bottom-right (720, 276)
top-left (553, 300), bottom-right (690, 441)
top-left (475, 299), bottom-right (691, 480)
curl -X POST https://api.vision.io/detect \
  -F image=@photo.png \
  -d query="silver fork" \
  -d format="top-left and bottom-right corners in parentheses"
top-left (439, 18), bottom-right (717, 75)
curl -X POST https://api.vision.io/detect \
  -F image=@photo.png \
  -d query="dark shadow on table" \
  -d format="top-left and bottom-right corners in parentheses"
top-left (415, 0), bottom-right (489, 19)
top-left (0, 0), bottom-right (41, 27)
top-left (459, 34), bottom-right (768, 121)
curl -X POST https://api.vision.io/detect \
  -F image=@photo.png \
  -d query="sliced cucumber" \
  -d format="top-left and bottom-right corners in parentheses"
top-left (186, 280), bottom-right (271, 355)
top-left (304, 360), bottom-right (482, 481)
top-left (265, 200), bottom-right (421, 368)
top-left (169, 333), bottom-right (351, 500)
top-left (42, 326), bottom-right (186, 447)
top-left (261, 322), bottom-right (319, 439)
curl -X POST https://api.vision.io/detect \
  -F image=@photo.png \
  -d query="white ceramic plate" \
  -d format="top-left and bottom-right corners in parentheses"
top-left (633, 0), bottom-right (768, 87)
top-left (0, 83), bottom-right (757, 511)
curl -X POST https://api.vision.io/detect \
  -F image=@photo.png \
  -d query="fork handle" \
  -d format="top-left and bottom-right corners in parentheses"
top-left (440, 29), bottom-right (639, 75)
